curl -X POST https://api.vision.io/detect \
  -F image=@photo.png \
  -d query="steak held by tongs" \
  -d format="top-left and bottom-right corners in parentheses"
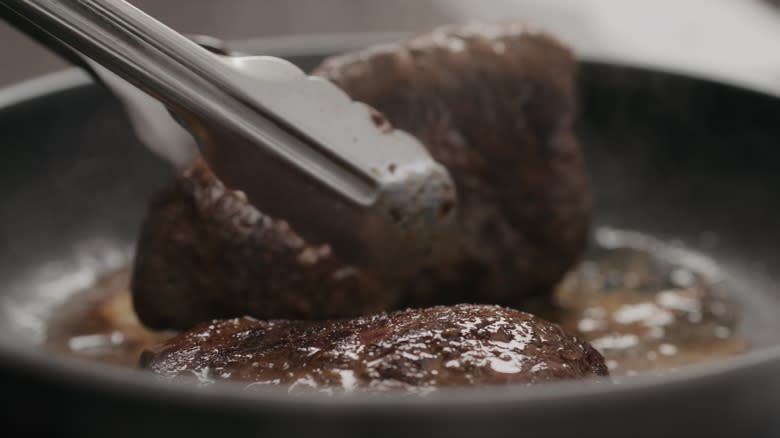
top-left (132, 22), bottom-right (591, 330)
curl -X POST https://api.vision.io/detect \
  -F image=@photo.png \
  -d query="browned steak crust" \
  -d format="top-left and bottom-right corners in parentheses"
top-left (141, 304), bottom-right (608, 392)
top-left (314, 23), bottom-right (590, 307)
top-left (131, 159), bottom-right (392, 330)
top-left (131, 22), bottom-right (590, 329)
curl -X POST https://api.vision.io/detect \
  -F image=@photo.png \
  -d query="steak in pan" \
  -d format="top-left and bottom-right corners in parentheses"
top-left (141, 304), bottom-right (608, 391)
top-left (131, 22), bottom-right (590, 330)
top-left (132, 158), bottom-right (390, 330)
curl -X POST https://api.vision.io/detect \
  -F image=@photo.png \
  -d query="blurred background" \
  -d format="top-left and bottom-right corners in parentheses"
top-left (1, 0), bottom-right (779, 94)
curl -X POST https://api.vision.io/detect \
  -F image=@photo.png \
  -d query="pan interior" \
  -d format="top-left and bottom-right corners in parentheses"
top-left (0, 42), bottom-right (779, 385)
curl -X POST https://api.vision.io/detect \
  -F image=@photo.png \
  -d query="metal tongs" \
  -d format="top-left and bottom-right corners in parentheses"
top-left (0, 0), bottom-right (457, 275)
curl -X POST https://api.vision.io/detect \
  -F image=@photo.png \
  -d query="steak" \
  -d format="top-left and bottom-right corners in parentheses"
top-left (315, 22), bottom-right (590, 307)
top-left (132, 22), bottom-right (590, 329)
top-left (141, 304), bottom-right (608, 392)
top-left (131, 159), bottom-right (391, 330)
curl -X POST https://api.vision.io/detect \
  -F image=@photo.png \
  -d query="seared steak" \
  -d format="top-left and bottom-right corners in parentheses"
top-left (131, 159), bottom-right (391, 330)
top-left (141, 304), bottom-right (608, 392)
top-left (132, 22), bottom-right (590, 329)
top-left (315, 22), bottom-right (590, 307)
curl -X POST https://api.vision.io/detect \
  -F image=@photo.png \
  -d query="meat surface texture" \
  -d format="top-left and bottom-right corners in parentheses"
top-left (131, 22), bottom-right (590, 329)
top-left (131, 160), bottom-right (391, 330)
top-left (141, 304), bottom-right (608, 392)
top-left (314, 22), bottom-right (590, 307)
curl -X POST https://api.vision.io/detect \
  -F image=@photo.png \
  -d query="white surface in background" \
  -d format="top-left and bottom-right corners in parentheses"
top-left (436, 0), bottom-right (780, 96)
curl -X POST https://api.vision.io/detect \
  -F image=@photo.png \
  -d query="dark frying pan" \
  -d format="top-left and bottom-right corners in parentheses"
top-left (1, 34), bottom-right (779, 438)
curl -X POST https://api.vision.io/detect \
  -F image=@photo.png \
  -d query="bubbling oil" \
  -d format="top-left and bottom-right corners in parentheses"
top-left (44, 227), bottom-right (747, 376)
top-left (552, 228), bottom-right (745, 376)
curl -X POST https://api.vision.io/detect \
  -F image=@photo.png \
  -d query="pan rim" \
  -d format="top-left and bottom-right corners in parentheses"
top-left (1, 32), bottom-right (779, 410)
top-left (0, 68), bottom-right (91, 108)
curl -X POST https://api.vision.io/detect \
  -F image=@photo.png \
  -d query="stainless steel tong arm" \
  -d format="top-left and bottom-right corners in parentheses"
top-left (0, 0), bottom-right (458, 271)
top-left (3, 0), bottom-right (383, 201)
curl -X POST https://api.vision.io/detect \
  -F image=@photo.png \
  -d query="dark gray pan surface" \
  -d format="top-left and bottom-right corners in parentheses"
top-left (1, 35), bottom-right (779, 437)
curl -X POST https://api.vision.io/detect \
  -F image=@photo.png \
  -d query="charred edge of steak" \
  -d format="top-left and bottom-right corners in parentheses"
top-left (132, 21), bottom-right (591, 329)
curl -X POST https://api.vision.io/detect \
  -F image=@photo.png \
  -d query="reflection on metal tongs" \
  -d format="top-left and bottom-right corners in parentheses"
top-left (0, 0), bottom-right (457, 276)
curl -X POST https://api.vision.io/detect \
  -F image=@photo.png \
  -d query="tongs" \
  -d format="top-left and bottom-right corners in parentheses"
top-left (0, 0), bottom-right (457, 275)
